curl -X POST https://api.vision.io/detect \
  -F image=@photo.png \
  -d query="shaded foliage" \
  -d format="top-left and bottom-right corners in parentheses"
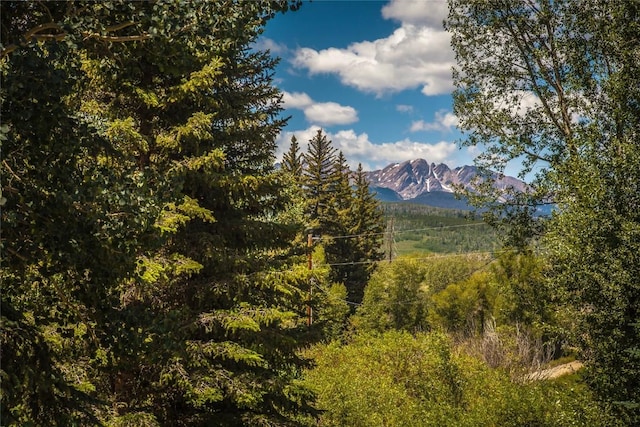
top-left (1, 1), bottom-right (319, 425)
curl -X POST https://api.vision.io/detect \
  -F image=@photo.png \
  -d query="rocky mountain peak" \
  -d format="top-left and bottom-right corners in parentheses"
top-left (365, 159), bottom-right (526, 201)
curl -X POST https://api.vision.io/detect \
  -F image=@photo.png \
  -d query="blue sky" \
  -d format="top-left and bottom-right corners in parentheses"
top-left (258, 0), bottom-right (483, 173)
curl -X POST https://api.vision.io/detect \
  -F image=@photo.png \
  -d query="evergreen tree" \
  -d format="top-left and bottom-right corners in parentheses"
top-left (298, 132), bottom-right (384, 305)
top-left (302, 129), bottom-right (339, 235)
top-left (326, 160), bottom-right (385, 305)
top-left (323, 151), bottom-right (355, 289)
top-left (1, 2), bottom-right (163, 423)
top-left (347, 164), bottom-right (385, 303)
top-left (331, 151), bottom-right (354, 220)
top-left (1, 1), bottom-right (315, 425)
top-left (277, 135), bottom-right (307, 239)
top-left (281, 135), bottom-right (304, 180)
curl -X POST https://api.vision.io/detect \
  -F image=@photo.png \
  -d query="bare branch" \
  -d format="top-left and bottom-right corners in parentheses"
top-left (24, 22), bottom-right (62, 39)
top-left (521, 148), bottom-right (552, 164)
top-left (0, 45), bottom-right (18, 59)
top-left (82, 33), bottom-right (151, 43)
top-left (1, 22), bottom-right (65, 59)
top-left (1, 21), bottom-right (148, 60)
top-left (103, 21), bottom-right (136, 33)
top-left (2, 160), bottom-right (22, 182)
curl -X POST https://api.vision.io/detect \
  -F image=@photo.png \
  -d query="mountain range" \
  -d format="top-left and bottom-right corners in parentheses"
top-left (365, 159), bottom-right (527, 210)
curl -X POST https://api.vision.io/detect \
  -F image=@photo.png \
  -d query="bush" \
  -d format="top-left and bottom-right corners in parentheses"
top-left (352, 255), bottom-right (492, 334)
top-left (303, 331), bottom-right (622, 426)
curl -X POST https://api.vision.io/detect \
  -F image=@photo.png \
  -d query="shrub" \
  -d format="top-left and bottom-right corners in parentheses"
top-left (303, 331), bottom-right (621, 426)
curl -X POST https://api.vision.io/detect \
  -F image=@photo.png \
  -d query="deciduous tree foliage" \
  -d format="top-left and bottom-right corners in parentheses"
top-left (1, 1), bottom-right (318, 425)
top-left (353, 254), bottom-right (491, 333)
top-left (304, 331), bottom-right (618, 427)
top-left (429, 271), bottom-right (496, 335)
top-left (448, 0), bottom-right (640, 420)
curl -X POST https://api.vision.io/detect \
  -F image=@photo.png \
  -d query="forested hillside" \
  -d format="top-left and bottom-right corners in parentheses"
top-left (2, 1), bottom-right (639, 426)
top-left (382, 203), bottom-right (498, 255)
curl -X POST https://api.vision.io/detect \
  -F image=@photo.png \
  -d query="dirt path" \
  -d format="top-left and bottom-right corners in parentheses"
top-left (526, 361), bottom-right (583, 381)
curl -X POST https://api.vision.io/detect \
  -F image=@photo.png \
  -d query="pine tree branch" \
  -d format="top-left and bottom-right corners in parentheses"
top-left (82, 30), bottom-right (150, 43)
top-left (1, 21), bottom-right (149, 60)
top-left (1, 22), bottom-right (66, 59)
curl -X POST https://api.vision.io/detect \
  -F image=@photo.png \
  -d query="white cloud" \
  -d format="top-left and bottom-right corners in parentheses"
top-left (252, 37), bottom-right (288, 55)
top-left (514, 91), bottom-right (543, 115)
top-left (490, 89), bottom-right (542, 117)
top-left (410, 110), bottom-right (459, 132)
top-left (291, 0), bottom-right (454, 98)
top-left (293, 24), bottom-right (454, 96)
top-left (276, 126), bottom-right (458, 171)
top-left (282, 91), bottom-right (313, 109)
top-left (304, 102), bottom-right (358, 125)
top-left (281, 91), bottom-right (358, 126)
top-left (381, 0), bottom-right (449, 28)
top-left (466, 145), bottom-right (483, 158)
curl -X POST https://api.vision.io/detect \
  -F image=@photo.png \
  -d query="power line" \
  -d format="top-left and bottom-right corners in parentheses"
top-left (312, 280), bottom-right (362, 307)
top-left (325, 250), bottom-right (502, 267)
top-left (316, 230), bottom-right (388, 240)
top-left (312, 252), bottom-right (498, 309)
top-left (315, 222), bottom-right (490, 241)
top-left (242, 249), bottom-right (500, 275)
top-left (393, 223), bottom-right (490, 234)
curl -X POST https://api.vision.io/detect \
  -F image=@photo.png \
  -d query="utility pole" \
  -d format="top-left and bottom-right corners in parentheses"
top-left (307, 233), bottom-right (313, 326)
top-left (387, 217), bottom-right (394, 263)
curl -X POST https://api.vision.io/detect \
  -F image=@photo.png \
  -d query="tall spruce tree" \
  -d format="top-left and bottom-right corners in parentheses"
top-left (302, 129), bottom-right (339, 235)
top-left (1, 1), bottom-right (317, 425)
top-left (347, 163), bottom-right (385, 303)
top-left (281, 135), bottom-right (304, 179)
top-left (324, 151), bottom-right (355, 283)
top-left (298, 131), bottom-right (384, 305)
top-left (324, 156), bottom-right (384, 305)
top-left (331, 151), bottom-right (354, 221)
top-left (1, 2), bottom-right (164, 424)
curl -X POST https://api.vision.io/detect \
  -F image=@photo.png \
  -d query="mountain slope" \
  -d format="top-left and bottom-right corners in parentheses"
top-left (366, 159), bottom-right (526, 206)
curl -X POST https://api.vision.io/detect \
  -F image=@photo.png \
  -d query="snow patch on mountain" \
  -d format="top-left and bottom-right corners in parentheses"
top-left (365, 159), bottom-right (527, 200)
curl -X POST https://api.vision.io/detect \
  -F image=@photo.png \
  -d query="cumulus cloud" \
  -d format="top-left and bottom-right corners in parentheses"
top-left (276, 126), bottom-right (458, 171)
top-left (410, 110), bottom-right (459, 132)
top-left (281, 91), bottom-right (358, 126)
top-left (304, 102), bottom-right (358, 125)
top-left (293, 26), bottom-right (453, 96)
top-left (381, 0), bottom-right (449, 27)
top-left (511, 90), bottom-right (543, 115)
top-left (282, 91), bottom-right (313, 109)
top-left (290, 0), bottom-right (454, 97)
